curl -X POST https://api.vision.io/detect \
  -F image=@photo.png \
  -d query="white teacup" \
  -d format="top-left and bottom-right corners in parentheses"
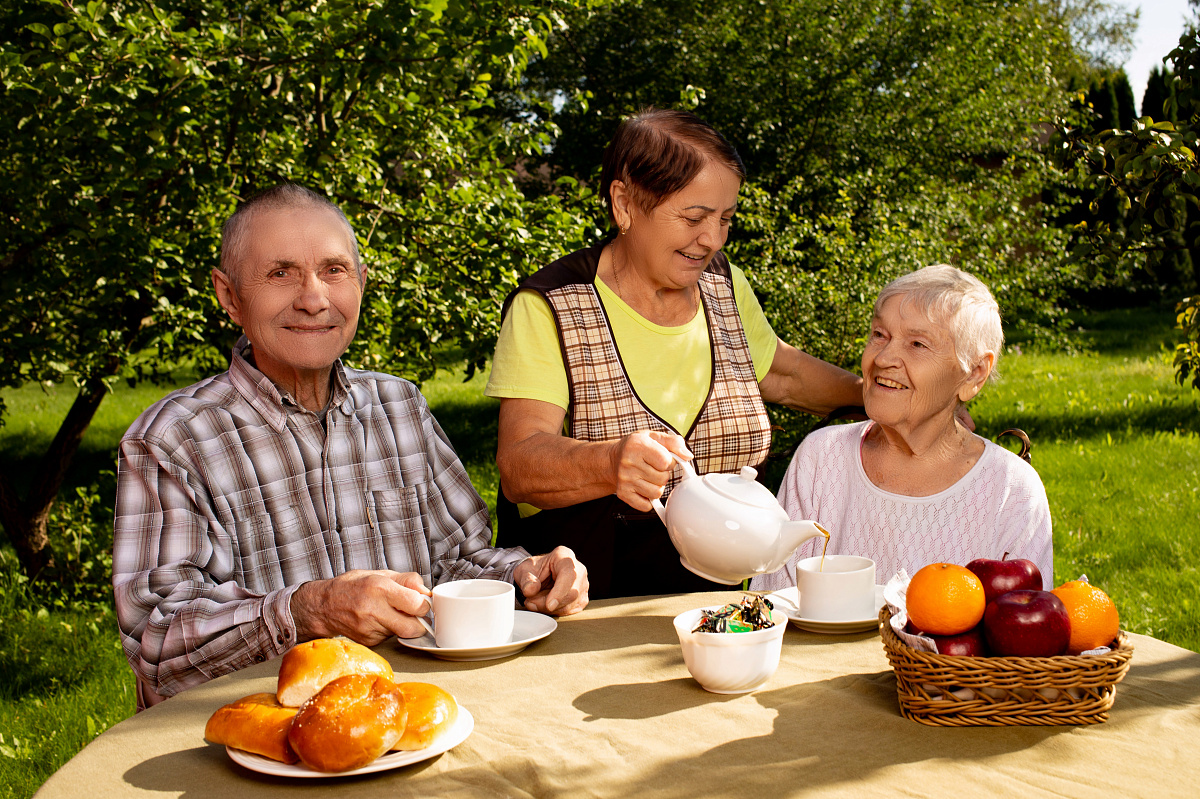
top-left (797, 555), bottom-right (876, 621)
top-left (422, 579), bottom-right (516, 649)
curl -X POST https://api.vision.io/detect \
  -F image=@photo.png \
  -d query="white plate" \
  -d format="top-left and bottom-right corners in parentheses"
top-left (396, 610), bottom-right (557, 661)
top-left (226, 706), bottom-right (474, 778)
top-left (767, 586), bottom-right (885, 634)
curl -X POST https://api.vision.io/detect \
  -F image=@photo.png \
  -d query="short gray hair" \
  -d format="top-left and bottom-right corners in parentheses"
top-left (219, 184), bottom-right (362, 285)
top-left (873, 264), bottom-right (1003, 380)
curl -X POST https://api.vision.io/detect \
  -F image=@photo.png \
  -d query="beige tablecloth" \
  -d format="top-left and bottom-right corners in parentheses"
top-left (37, 592), bottom-right (1200, 798)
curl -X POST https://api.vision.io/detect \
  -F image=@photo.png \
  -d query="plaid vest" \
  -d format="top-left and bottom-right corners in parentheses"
top-left (526, 243), bottom-right (773, 496)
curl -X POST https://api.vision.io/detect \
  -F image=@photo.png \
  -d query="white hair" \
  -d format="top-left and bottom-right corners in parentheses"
top-left (219, 184), bottom-right (362, 286)
top-left (873, 264), bottom-right (1003, 381)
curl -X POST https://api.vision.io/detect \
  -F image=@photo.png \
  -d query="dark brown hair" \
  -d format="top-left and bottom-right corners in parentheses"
top-left (599, 108), bottom-right (746, 225)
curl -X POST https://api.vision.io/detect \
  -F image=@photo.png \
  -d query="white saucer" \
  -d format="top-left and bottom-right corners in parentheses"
top-left (766, 586), bottom-right (885, 634)
top-left (226, 706), bottom-right (473, 777)
top-left (396, 610), bottom-right (557, 661)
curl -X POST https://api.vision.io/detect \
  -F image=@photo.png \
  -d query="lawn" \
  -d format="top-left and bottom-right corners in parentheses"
top-left (0, 304), bottom-right (1198, 797)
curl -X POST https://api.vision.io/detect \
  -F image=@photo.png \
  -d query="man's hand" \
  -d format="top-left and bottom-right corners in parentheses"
top-left (291, 570), bottom-right (432, 645)
top-left (513, 546), bottom-right (589, 616)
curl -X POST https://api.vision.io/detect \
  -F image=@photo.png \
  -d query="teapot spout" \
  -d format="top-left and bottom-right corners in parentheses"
top-left (779, 520), bottom-right (831, 559)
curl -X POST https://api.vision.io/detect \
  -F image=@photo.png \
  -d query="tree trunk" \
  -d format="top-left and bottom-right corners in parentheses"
top-left (0, 379), bottom-right (110, 580)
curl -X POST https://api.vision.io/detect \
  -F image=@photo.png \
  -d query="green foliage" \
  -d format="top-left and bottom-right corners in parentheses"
top-left (1143, 65), bottom-right (1178, 122)
top-left (1044, 0), bottom-right (1138, 76)
top-left (523, 0), bottom-right (1078, 192)
top-left (1177, 296), bottom-right (1200, 391)
top-left (514, 0), bottom-right (1084, 454)
top-left (0, 0), bottom-right (596, 390)
top-left (0, 0), bottom-right (599, 576)
top-left (1054, 27), bottom-right (1200, 388)
top-left (37, 476), bottom-right (115, 610)
top-left (1084, 69), bottom-right (1138, 131)
top-left (0, 476), bottom-right (115, 613)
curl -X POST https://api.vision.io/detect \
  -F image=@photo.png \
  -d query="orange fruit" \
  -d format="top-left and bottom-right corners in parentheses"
top-left (906, 563), bottom-right (987, 635)
top-left (1052, 577), bottom-right (1120, 654)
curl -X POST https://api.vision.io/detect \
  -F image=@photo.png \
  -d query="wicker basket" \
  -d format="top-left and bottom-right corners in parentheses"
top-left (880, 606), bottom-right (1134, 727)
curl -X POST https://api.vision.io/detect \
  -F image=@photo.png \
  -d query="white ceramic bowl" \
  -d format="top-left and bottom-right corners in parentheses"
top-left (673, 606), bottom-right (788, 694)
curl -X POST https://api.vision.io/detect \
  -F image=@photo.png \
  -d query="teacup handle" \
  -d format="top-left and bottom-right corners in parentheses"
top-left (416, 615), bottom-right (435, 638)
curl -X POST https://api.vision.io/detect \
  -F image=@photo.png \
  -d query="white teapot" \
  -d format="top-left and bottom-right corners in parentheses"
top-left (651, 457), bottom-right (829, 584)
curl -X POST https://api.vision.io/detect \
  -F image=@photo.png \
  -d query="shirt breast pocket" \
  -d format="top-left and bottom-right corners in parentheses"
top-left (369, 486), bottom-right (430, 576)
top-left (227, 507), bottom-right (311, 593)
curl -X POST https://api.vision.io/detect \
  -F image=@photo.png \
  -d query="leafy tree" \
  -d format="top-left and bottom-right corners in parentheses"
top-left (1086, 70), bottom-right (1137, 131)
top-left (1056, 23), bottom-right (1200, 390)
top-left (0, 0), bottom-right (596, 581)
top-left (510, 0), bottom-right (1084, 454)
top-left (1043, 0), bottom-right (1137, 74)
top-left (522, 0), bottom-right (1079, 192)
top-left (1143, 65), bottom-right (1178, 122)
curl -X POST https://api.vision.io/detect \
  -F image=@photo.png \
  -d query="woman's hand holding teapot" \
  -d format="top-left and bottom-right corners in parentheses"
top-left (608, 431), bottom-right (693, 511)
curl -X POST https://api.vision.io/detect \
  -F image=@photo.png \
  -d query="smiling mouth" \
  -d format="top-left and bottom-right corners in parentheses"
top-left (678, 251), bottom-right (705, 262)
top-left (875, 377), bottom-right (907, 390)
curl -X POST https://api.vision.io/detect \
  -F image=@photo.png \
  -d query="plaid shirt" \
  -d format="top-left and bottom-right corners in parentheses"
top-left (113, 337), bottom-right (527, 699)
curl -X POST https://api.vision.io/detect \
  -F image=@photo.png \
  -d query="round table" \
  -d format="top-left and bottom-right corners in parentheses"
top-left (36, 592), bottom-right (1200, 797)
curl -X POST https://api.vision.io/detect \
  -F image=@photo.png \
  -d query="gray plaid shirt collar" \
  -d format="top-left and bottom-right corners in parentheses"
top-left (228, 334), bottom-right (353, 430)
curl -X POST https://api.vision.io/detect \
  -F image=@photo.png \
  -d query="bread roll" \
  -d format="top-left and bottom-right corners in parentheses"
top-left (276, 637), bottom-right (393, 707)
top-left (392, 682), bottom-right (459, 751)
top-left (204, 693), bottom-right (299, 764)
top-left (287, 674), bottom-right (408, 773)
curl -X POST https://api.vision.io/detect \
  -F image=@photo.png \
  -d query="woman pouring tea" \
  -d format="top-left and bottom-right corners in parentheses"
top-left (752, 265), bottom-right (1053, 592)
top-left (486, 108), bottom-right (863, 598)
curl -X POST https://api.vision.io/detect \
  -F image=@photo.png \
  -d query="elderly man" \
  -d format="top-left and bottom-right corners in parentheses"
top-left (113, 184), bottom-right (589, 709)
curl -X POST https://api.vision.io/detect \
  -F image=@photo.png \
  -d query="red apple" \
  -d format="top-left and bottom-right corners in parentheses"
top-left (930, 624), bottom-right (989, 657)
top-left (967, 556), bottom-right (1044, 604)
top-left (983, 590), bottom-right (1071, 657)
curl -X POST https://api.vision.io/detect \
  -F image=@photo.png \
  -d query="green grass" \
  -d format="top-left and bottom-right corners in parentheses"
top-left (1, 373), bottom-right (203, 497)
top-left (1, 305), bottom-right (1198, 797)
top-left (972, 306), bottom-right (1200, 650)
top-left (418, 367), bottom-right (503, 532)
top-left (0, 576), bottom-right (134, 799)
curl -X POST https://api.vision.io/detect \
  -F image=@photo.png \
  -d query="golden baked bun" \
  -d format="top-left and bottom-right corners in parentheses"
top-left (276, 637), bottom-right (393, 707)
top-left (392, 682), bottom-right (460, 751)
top-left (204, 692), bottom-right (299, 764)
top-left (287, 674), bottom-right (408, 773)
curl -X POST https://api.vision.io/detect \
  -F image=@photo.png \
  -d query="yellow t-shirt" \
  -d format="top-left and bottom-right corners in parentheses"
top-left (485, 263), bottom-right (778, 433)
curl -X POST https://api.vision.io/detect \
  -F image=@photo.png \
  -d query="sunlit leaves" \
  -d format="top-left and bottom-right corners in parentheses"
top-left (0, 0), bottom-right (596, 398)
top-left (0, 0), bottom-right (599, 571)
top-left (1055, 29), bottom-right (1200, 390)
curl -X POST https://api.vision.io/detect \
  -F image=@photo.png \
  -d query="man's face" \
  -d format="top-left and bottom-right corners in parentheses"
top-left (215, 205), bottom-right (364, 386)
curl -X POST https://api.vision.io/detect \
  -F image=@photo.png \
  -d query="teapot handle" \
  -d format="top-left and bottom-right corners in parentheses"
top-left (670, 452), bottom-right (697, 480)
top-left (651, 454), bottom-right (695, 524)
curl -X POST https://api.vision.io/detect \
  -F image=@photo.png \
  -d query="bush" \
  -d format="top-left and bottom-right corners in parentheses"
top-left (1, 473), bottom-right (115, 612)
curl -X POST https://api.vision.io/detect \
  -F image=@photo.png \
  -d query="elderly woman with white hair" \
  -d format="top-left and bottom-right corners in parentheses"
top-left (752, 264), bottom-right (1052, 591)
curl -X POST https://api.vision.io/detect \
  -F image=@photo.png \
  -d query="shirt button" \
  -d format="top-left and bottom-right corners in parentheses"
top-left (254, 654), bottom-right (265, 663)
top-left (277, 635), bottom-right (286, 645)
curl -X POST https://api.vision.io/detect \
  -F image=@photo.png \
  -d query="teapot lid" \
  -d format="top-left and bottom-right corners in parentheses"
top-left (701, 466), bottom-right (779, 509)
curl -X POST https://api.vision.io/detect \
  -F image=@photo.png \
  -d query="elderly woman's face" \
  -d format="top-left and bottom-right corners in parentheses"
top-left (619, 161), bottom-right (740, 289)
top-left (861, 294), bottom-right (980, 431)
